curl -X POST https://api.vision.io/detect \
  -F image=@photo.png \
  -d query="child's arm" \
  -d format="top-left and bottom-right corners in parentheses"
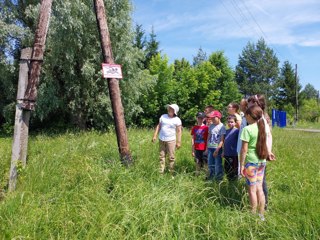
top-left (152, 124), bottom-right (160, 143)
top-left (267, 133), bottom-right (275, 160)
top-left (176, 125), bottom-right (182, 149)
top-left (213, 134), bottom-right (224, 157)
top-left (265, 121), bottom-right (276, 161)
top-left (205, 130), bottom-right (210, 154)
top-left (221, 136), bottom-right (225, 158)
top-left (240, 141), bottom-right (248, 177)
top-left (191, 128), bottom-right (195, 156)
top-left (191, 137), bottom-right (195, 156)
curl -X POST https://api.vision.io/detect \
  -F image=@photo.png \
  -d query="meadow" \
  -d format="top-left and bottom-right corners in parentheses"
top-left (0, 127), bottom-right (319, 239)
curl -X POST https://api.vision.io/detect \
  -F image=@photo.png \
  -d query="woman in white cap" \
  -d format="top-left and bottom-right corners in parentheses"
top-left (152, 104), bottom-right (182, 174)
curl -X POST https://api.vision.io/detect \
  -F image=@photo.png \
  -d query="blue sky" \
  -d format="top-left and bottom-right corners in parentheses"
top-left (131, 0), bottom-right (320, 91)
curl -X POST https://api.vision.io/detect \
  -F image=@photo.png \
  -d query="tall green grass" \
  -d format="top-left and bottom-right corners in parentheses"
top-left (0, 128), bottom-right (319, 239)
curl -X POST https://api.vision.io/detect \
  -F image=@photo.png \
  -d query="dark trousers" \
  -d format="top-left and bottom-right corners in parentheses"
top-left (224, 156), bottom-right (239, 181)
top-left (195, 149), bottom-right (207, 167)
top-left (263, 166), bottom-right (268, 208)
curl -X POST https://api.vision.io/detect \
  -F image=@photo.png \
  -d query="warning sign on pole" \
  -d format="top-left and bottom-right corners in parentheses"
top-left (102, 63), bottom-right (123, 79)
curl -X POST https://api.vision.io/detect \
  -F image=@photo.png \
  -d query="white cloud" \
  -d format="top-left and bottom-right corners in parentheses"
top-left (300, 39), bottom-right (320, 47)
top-left (134, 0), bottom-right (320, 47)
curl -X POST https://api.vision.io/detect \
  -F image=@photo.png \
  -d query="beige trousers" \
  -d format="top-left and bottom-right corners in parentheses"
top-left (159, 140), bottom-right (176, 173)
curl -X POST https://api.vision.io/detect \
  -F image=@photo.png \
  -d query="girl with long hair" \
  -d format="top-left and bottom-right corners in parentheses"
top-left (247, 94), bottom-right (276, 210)
top-left (240, 105), bottom-right (268, 220)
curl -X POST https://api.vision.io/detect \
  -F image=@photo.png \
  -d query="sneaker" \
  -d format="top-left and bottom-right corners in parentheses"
top-left (258, 214), bottom-right (265, 221)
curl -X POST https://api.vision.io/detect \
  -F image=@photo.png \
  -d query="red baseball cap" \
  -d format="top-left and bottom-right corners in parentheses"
top-left (208, 110), bottom-right (222, 119)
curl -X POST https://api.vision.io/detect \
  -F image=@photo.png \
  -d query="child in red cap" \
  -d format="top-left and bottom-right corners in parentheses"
top-left (206, 110), bottom-right (226, 181)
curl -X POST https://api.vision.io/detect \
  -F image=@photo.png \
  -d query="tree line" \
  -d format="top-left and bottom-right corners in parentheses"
top-left (1, 0), bottom-right (319, 132)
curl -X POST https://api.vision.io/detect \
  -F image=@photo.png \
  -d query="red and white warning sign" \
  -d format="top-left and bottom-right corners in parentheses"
top-left (102, 63), bottom-right (123, 79)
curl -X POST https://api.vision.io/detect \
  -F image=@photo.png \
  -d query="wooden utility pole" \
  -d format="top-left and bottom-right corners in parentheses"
top-left (8, 48), bottom-right (32, 192)
top-left (9, 0), bottom-right (53, 191)
top-left (93, 0), bottom-right (132, 165)
top-left (21, 0), bottom-right (53, 111)
top-left (295, 64), bottom-right (298, 123)
top-left (317, 90), bottom-right (320, 122)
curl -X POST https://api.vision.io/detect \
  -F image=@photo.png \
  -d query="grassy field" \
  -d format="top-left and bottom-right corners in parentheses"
top-left (0, 127), bottom-right (320, 239)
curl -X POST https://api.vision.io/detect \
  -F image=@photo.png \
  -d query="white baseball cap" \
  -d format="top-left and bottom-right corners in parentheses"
top-left (167, 104), bottom-right (179, 115)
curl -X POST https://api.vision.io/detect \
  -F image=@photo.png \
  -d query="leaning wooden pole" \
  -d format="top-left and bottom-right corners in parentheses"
top-left (9, 0), bottom-right (52, 191)
top-left (21, 0), bottom-right (53, 111)
top-left (8, 48), bottom-right (32, 192)
top-left (294, 64), bottom-right (298, 123)
top-left (93, 0), bottom-right (132, 165)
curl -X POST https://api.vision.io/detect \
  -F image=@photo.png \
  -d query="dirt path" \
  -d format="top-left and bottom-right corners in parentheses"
top-left (285, 128), bottom-right (320, 133)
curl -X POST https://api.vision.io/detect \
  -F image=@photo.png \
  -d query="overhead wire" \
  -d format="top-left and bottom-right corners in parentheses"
top-left (239, 0), bottom-right (284, 59)
top-left (241, 0), bottom-right (268, 40)
top-left (218, 0), bottom-right (251, 39)
top-left (230, 0), bottom-right (261, 38)
top-left (219, 0), bottom-right (284, 60)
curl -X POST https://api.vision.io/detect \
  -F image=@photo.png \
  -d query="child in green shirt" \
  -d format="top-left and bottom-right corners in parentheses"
top-left (240, 105), bottom-right (268, 221)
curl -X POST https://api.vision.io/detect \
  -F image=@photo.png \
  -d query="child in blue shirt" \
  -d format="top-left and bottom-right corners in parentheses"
top-left (222, 115), bottom-right (239, 181)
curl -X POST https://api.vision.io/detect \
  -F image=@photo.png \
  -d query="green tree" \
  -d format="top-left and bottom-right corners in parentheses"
top-left (133, 24), bottom-right (146, 51)
top-left (188, 61), bottom-right (221, 119)
top-left (235, 38), bottom-right (279, 98)
top-left (300, 99), bottom-right (320, 122)
top-left (301, 83), bottom-right (318, 100)
top-left (172, 58), bottom-right (197, 123)
top-left (132, 23), bottom-right (147, 70)
top-left (137, 53), bottom-right (174, 126)
top-left (1, 0), bottom-right (151, 130)
top-left (274, 61), bottom-right (301, 111)
top-left (193, 47), bottom-right (207, 66)
top-left (208, 51), bottom-right (240, 111)
top-left (0, 0), bottom-right (29, 127)
top-left (136, 53), bottom-right (224, 126)
top-left (144, 26), bottom-right (160, 69)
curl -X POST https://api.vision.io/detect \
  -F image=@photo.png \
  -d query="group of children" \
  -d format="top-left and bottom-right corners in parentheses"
top-left (191, 102), bottom-right (244, 181)
top-left (152, 95), bottom-right (276, 221)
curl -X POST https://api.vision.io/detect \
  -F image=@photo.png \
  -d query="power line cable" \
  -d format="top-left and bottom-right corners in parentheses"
top-left (219, 0), bottom-right (284, 60)
top-left (240, 0), bottom-right (284, 59)
top-left (219, 0), bottom-right (251, 39)
top-left (241, 0), bottom-right (268, 39)
top-left (230, 0), bottom-right (261, 38)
